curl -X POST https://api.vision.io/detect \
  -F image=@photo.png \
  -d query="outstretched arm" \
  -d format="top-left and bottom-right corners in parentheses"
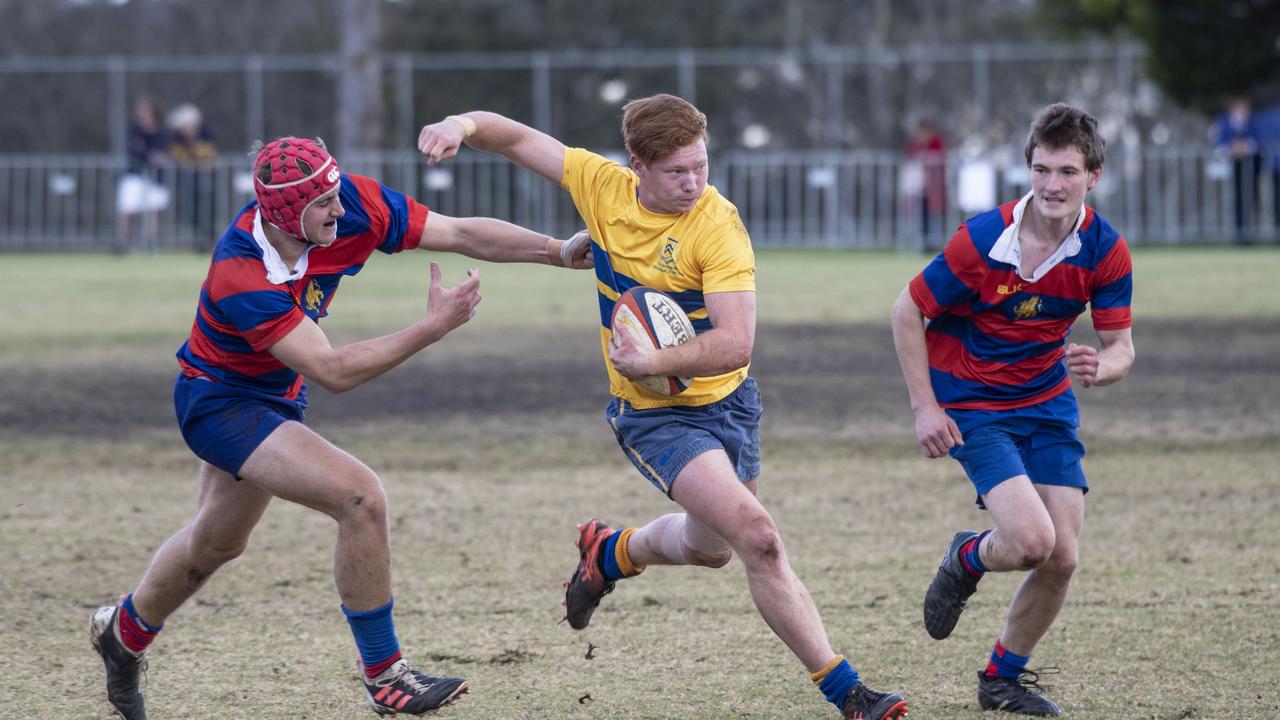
top-left (417, 213), bottom-right (592, 269)
top-left (268, 262), bottom-right (481, 394)
top-left (418, 112), bottom-right (566, 185)
top-left (891, 287), bottom-right (964, 458)
top-left (415, 113), bottom-right (589, 267)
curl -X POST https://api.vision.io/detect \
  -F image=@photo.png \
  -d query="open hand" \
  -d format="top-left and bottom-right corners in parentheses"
top-left (426, 261), bottom-right (481, 336)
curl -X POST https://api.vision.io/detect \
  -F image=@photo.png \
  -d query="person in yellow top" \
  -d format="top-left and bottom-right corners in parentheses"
top-left (417, 95), bottom-right (907, 720)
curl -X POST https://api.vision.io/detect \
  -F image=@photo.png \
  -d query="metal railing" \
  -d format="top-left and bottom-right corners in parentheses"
top-left (1, 145), bottom-right (1276, 252)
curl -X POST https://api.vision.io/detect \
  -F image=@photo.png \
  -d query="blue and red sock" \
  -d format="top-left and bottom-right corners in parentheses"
top-left (985, 638), bottom-right (1031, 679)
top-left (343, 599), bottom-right (402, 679)
top-left (118, 593), bottom-right (162, 654)
top-left (960, 530), bottom-right (991, 577)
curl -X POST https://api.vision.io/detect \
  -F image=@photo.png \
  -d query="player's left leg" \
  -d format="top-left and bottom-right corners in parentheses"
top-left (670, 453), bottom-right (906, 720)
top-left (977, 484), bottom-right (1082, 717)
top-left (1000, 484), bottom-right (1083, 653)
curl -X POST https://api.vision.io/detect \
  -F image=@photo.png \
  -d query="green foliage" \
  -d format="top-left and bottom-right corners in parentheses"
top-left (1039, 0), bottom-right (1280, 113)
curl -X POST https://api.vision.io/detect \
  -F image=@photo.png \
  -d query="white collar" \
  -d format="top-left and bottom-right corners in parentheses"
top-left (988, 191), bottom-right (1085, 282)
top-left (252, 209), bottom-right (311, 285)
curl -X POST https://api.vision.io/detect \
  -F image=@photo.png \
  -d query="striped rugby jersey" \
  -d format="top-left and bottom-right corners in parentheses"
top-left (175, 173), bottom-right (428, 400)
top-left (561, 147), bottom-right (756, 409)
top-left (908, 195), bottom-right (1132, 413)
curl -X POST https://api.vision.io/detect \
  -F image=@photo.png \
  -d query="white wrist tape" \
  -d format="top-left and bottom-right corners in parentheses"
top-left (560, 229), bottom-right (592, 267)
top-left (445, 114), bottom-right (476, 138)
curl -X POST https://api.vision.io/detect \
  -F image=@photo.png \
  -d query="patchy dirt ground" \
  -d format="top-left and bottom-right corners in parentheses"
top-left (4, 317), bottom-right (1278, 444)
top-left (6, 316), bottom-right (1279, 720)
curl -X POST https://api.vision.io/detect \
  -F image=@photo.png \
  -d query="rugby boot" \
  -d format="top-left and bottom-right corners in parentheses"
top-left (563, 518), bottom-right (616, 630)
top-left (977, 669), bottom-right (1062, 716)
top-left (363, 659), bottom-right (469, 716)
top-left (90, 604), bottom-right (148, 720)
top-left (841, 682), bottom-right (909, 720)
top-left (923, 530), bottom-right (983, 640)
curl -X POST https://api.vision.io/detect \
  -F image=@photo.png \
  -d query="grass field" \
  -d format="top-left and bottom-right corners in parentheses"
top-left (1, 247), bottom-right (1278, 719)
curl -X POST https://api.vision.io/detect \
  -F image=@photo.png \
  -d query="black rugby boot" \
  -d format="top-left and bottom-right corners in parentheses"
top-left (977, 669), bottom-right (1063, 716)
top-left (841, 682), bottom-right (908, 719)
top-left (90, 604), bottom-right (148, 720)
top-left (923, 530), bottom-right (983, 639)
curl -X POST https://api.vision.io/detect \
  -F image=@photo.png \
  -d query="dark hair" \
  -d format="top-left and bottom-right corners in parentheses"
top-left (1024, 104), bottom-right (1105, 171)
top-left (621, 94), bottom-right (707, 165)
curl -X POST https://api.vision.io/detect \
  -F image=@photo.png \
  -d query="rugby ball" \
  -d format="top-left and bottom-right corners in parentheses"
top-left (610, 286), bottom-right (696, 396)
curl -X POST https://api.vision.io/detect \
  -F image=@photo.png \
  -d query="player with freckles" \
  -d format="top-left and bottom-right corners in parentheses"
top-left (891, 104), bottom-right (1135, 716)
top-left (418, 95), bottom-right (907, 719)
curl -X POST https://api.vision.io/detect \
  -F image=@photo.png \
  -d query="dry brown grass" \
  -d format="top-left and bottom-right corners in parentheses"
top-left (2, 250), bottom-right (1279, 719)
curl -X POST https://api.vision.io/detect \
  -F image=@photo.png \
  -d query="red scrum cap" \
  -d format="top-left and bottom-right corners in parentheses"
top-left (253, 137), bottom-right (341, 241)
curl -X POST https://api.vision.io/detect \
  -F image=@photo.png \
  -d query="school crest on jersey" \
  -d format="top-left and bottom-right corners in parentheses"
top-left (1013, 295), bottom-right (1042, 320)
top-left (652, 236), bottom-right (683, 277)
top-left (304, 278), bottom-right (324, 313)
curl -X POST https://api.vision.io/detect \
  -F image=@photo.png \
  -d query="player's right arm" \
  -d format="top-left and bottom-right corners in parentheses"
top-left (891, 287), bottom-right (963, 458)
top-left (268, 262), bottom-right (480, 394)
top-left (417, 112), bottom-right (566, 185)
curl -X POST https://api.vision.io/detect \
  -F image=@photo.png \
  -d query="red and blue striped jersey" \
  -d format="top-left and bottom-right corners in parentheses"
top-left (176, 173), bottom-right (428, 400)
top-left (908, 199), bottom-right (1132, 412)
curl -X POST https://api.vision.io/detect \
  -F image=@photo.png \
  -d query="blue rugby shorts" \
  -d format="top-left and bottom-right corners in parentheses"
top-left (947, 406), bottom-right (1087, 505)
top-left (173, 373), bottom-right (305, 477)
top-left (606, 376), bottom-right (763, 496)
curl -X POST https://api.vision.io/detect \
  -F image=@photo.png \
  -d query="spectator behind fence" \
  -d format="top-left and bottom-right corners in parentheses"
top-left (905, 119), bottom-right (948, 250)
top-left (115, 98), bottom-right (170, 252)
top-left (1211, 97), bottom-right (1263, 241)
top-left (168, 102), bottom-right (218, 247)
top-left (1253, 103), bottom-right (1280, 233)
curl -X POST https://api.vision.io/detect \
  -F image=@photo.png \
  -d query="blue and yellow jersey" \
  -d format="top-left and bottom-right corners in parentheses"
top-left (562, 147), bottom-right (756, 409)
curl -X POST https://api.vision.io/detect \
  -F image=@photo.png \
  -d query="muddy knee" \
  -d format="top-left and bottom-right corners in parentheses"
top-left (737, 515), bottom-right (784, 567)
top-left (336, 470), bottom-right (388, 526)
top-left (1015, 533), bottom-right (1056, 570)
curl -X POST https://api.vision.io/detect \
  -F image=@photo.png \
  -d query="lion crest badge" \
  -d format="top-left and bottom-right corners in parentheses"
top-left (1013, 295), bottom-right (1042, 320)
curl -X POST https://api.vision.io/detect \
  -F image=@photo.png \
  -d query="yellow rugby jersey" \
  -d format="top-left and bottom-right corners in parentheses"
top-left (561, 147), bottom-right (756, 409)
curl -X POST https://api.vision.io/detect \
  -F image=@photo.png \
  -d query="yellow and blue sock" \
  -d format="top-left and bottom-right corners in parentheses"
top-left (812, 655), bottom-right (860, 708)
top-left (343, 598), bottom-right (402, 679)
top-left (985, 638), bottom-right (1030, 679)
top-left (600, 528), bottom-right (644, 581)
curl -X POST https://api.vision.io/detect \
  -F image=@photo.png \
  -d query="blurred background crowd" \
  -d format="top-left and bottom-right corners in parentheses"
top-left (1, 0), bottom-right (1277, 251)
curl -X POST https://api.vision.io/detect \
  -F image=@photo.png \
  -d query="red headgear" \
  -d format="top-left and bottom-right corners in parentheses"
top-left (253, 137), bottom-right (341, 241)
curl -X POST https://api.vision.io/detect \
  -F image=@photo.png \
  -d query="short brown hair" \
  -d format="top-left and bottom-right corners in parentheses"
top-left (1024, 104), bottom-right (1105, 171)
top-left (621, 94), bottom-right (707, 165)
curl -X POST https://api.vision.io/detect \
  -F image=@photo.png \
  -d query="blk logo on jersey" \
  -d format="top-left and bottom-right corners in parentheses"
top-left (997, 282), bottom-right (1025, 295)
top-left (1013, 295), bottom-right (1042, 320)
top-left (304, 279), bottom-right (324, 313)
top-left (653, 236), bottom-right (682, 276)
